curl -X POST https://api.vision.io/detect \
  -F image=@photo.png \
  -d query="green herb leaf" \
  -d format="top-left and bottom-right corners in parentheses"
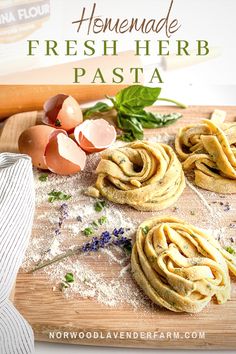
top-left (142, 226), bottom-right (149, 235)
top-left (65, 272), bottom-right (74, 283)
top-left (114, 85), bottom-right (162, 110)
top-left (116, 108), bottom-right (181, 142)
top-left (98, 216), bottom-right (107, 225)
top-left (94, 200), bottom-right (106, 212)
top-left (48, 190), bottom-right (71, 203)
top-left (77, 85), bottom-right (186, 143)
top-left (92, 221), bottom-right (99, 228)
top-left (113, 86), bottom-right (185, 141)
top-left (117, 132), bottom-right (136, 142)
top-left (39, 173), bottom-right (48, 182)
top-left (140, 111), bottom-right (182, 128)
top-left (117, 113), bottom-right (143, 141)
top-left (83, 102), bottom-right (111, 118)
top-left (225, 246), bottom-right (235, 255)
top-left (83, 227), bottom-right (94, 236)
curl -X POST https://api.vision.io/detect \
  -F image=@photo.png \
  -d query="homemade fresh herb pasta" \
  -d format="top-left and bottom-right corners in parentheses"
top-left (88, 141), bottom-right (185, 211)
top-left (175, 113), bottom-right (236, 193)
top-left (131, 217), bottom-right (236, 313)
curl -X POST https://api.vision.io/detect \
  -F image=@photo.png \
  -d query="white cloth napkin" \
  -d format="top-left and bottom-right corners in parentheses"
top-left (0, 153), bottom-right (35, 354)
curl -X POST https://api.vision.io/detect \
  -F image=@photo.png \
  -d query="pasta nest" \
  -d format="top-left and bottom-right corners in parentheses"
top-left (131, 217), bottom-right (236, 313)
top-left (89, 141), bottom-right (185, 211)
top-left (175, 119), bottom-right (236, 193)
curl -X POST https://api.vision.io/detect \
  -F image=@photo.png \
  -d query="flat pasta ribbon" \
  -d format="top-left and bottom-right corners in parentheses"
top-left (131, 216), bottom-right (236, 313)
top-left (175, 118), bottom-right (236, 193)
top-left (88, 141), bottom-right (185, 211)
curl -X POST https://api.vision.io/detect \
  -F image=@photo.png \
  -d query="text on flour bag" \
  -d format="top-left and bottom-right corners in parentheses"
top-left (0, 0), bottom-right (50, 43)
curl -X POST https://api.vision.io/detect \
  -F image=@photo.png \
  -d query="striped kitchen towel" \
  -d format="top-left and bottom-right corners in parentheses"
top-left (0, 153), bottom-right (35, 354)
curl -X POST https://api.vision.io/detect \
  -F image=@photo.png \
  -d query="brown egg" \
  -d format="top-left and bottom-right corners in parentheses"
top-left (43, 94), bottom-right (83, 132)
top-left (18, 125), bottom-right (55, 169)
top-left (44, 131), bottom-right (87, 175)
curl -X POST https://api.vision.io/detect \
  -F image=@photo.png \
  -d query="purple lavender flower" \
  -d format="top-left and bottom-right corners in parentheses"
top-left (81, 228), bottom-right (131, 253)
top-left (55, 228), bottom-right (60, 236)
top-left (113, 236), bottom-right (132, 251)
top-left (54, 203), bottom-right (69, 238)
top-left (99, 231), bottom-right (111, 248)
top-left (60, 203), bottom-right (69, 218)
top-left (113, 227), bottom-right (125, 237)
top-left (82, 231), bottom-right (112, 252)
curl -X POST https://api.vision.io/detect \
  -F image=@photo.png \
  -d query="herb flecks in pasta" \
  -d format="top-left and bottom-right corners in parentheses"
top-left (88, 141), bottom-right (185, 211)
top-left (131, 217), bottom-right (236, 313)
top-left (175, 111), bottom-right (236, 193)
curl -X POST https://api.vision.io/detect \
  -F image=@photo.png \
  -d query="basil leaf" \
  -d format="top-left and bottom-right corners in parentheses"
top-left (117, 113), bottom-right (144, 140)
top-left (151, 112), bottom-right (182, 126)
top-left (115, 85), bottom-right (161, 110)
top-left (139, 112), bottom-right (182, 128)
top-left (117, 132), bottom-right (136, 142)
top-left (83, 102), bottom-right (111, 118)
top-left (117, 109), bottom-right (181, 141)
top-left (119, 107), bottom-right (181, 128)
top-left (82, 85), bottom-right (185, 143)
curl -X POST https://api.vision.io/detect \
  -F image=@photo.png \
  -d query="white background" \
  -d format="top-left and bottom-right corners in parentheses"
top-left (1, 0), bottom-right (236, 85)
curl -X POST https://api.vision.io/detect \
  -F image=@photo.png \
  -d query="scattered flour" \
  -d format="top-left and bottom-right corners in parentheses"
top-left (147, 132), bottom-right (174, 145)
top-left (186, 179), bottom-right (214, 217)
top-left (119, 264), bottom-right (131, 278)
top-left (22, 133), bottom-right (236, 310)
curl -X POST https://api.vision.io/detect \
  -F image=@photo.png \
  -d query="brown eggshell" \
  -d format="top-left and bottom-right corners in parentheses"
top-left (74, 119), bottom-right (116, 153)
top-left (44, 132), bottom-right (86, 175)
top-left (43, 94), bottom-right (83, 131)
top-left (18, 125), bottom-right (55, 169)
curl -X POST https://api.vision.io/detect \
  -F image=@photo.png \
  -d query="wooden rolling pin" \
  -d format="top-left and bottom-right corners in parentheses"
top-left (0, 85), bottom-right (126, 120)
top-left (0, 51), bottom-right (141, 120)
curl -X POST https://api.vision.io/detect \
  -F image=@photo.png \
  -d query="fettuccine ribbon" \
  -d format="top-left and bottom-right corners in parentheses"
top-left (131, 217), bottom-right (236, 313)
top-left (88, 141), bottom-right (185, 211)
top-left (175, 117), bottom-right (236, 193)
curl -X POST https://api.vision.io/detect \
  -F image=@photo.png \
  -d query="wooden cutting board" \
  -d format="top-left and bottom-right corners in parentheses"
top-left (1, 106), bottom-right (236, 350)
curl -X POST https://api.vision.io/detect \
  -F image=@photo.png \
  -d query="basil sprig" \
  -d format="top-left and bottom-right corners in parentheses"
top-left (83, 85), bottom-right (186, 141)
top-left (83, 102), bottom-right (111, 118)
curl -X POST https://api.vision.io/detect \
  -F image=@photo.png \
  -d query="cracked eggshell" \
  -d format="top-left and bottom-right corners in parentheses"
top-left (44, 131), bottom-right (87, 175)
top-left (18, 125), bottom-right (55, 169)
top-left (74, 119), bottom-right (116, 153)
top-left (43, 94), bottom-right (83, 132)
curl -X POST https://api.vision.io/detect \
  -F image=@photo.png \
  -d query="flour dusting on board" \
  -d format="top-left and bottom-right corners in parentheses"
top-left (22, 134), bottom-right (236, 310)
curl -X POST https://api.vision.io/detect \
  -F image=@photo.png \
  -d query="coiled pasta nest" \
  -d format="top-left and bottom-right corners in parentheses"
top-left (131, 217), bottom-right (236, 313)
top-left (88, 141), bottom-right (185, 211)
top-left (175, 118), bottom-right (236, 193)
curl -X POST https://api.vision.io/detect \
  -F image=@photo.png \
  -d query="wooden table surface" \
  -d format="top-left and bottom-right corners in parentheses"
top-left (0, 105), bottom-right (236, 350)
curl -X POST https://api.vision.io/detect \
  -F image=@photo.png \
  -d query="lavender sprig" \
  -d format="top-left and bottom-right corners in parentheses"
top-left (29, 227), bottom-right (132, 273)
top-left (55, 203), bottom-right (69, 237)
top-left (113, 227), bottom-right (125, 236)
top-left (82, 228), bottom-right (129, 252)
top-left (82, 231), bottom-right (112, 251)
